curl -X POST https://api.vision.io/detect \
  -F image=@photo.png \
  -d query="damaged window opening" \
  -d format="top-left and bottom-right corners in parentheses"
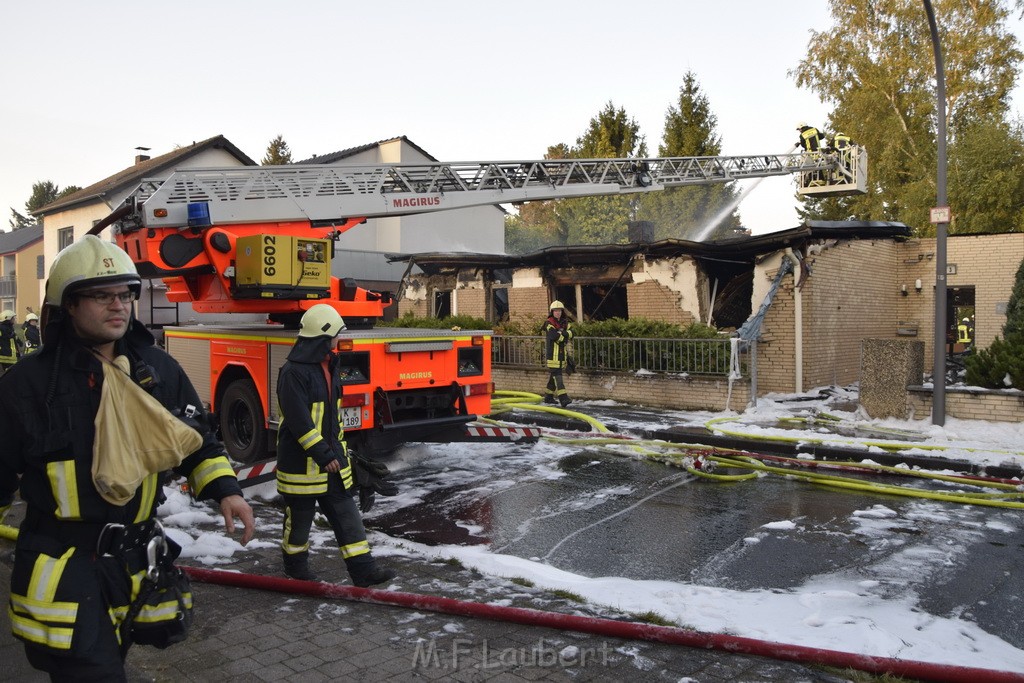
top-left (555, 284), bottom-right (628, 322)
top-left (433, 290), bottom-right (452, 318)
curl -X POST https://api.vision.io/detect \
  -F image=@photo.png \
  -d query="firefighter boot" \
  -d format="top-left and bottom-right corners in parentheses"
top-left (283, 550), bottom-right (318, 581)
top-left (347, 557), bottom-right (397, 588)
top-left (559, 395), bottom-right (573, 407)
top-left (543, 395), bottom-right (556, 404)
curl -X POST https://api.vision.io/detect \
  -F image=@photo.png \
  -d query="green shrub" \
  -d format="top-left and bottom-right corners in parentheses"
top-left (964, 332), bottom-right (1024, 389)
top-left (377, 312), bottom-right (491, 330)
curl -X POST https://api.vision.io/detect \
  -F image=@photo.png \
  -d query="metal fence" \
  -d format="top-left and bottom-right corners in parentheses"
top-left (492, 335), bottom-right (753, 378)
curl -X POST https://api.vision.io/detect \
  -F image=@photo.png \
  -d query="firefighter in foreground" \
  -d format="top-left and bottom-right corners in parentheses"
top-left (276, 304), bottom-right (396, 587)
top-left (542, 300), bottom-right (574, 406)
top-left (0, 236), bottom-right (255, 681)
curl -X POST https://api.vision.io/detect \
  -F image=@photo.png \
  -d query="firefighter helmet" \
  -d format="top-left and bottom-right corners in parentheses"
top-left (25, 313), bottom-right (38, 322)
top-left (962, 318), bottom-right (970, 324)
top-left (549, 300), bottom-right (565, 311)
top-left (299, 304), bottom-right (346, 338)
top-left (0, 310), bottom-right (14, 322)
top-left (796, 122), bottom-right (808, 129)
top-left (45, 235), bottom-right (141, 306)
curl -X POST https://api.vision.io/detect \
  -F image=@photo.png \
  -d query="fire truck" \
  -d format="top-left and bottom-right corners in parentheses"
top-left (93, 146), bottom-right (865, 463)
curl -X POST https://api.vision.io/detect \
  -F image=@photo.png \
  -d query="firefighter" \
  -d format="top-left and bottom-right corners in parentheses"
top-left (276, 304), bottom-right (396, 587)
top-left (0, 235), bottom-right (254, 681)
top-left (957, 317), bottom-right (973, 346)
top-left (796, 122), bottom-right (825, 152)
top-left (0, 309), bottom-right (19, 373)
top-left (542, 300), bottom-right (574, 407)
top-left (22, 312), bottom-right (40, 351)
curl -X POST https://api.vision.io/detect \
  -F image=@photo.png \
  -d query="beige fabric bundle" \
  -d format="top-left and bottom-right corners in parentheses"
top-left (92, 355), bottom-right (203, 505)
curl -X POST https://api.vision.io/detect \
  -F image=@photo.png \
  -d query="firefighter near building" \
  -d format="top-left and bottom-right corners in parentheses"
top-left (89, 147), bottom-right (866, 464)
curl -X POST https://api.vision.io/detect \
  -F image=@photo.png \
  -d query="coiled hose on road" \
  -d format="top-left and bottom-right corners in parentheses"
top-left (490, 391), bottom-right (1024, 509)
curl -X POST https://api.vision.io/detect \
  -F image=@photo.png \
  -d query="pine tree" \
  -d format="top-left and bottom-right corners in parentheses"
top-left (637, 72), bottom-right (741, 241)
top-left (965, 256), bottom-right (1024, 388)
top-left (262, 135), bottom-right (293, 165)
top-left (9, 181), bottom-right (80, 229)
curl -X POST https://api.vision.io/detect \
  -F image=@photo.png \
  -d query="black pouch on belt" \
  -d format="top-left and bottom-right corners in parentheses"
top-left (119, 524), bottom-right (193, 652)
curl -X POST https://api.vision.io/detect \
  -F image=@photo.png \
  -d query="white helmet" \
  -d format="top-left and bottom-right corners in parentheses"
top-left (25, 313), bottom-right (38, 322)
top-left (298, 304), bottom-right (346, 338)
top-left (796, 122), bottom-right (808, 130)
top-left (45, 235), bottom-right (141, 306)
top-left (549, 300), bottom-right (565, 311)
top-left (0, 310), bottom-right (14, 322)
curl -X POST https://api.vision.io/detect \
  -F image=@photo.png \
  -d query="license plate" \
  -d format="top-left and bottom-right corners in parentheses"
top-left (342, 406), bottom-right (362, 429)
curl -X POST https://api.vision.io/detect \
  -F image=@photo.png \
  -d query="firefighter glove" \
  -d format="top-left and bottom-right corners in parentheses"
top-left (353, 454), bottom-right (398, 513)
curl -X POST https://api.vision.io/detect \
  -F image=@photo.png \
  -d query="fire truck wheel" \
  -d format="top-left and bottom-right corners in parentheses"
top-left (220, 378), bottom-right (267, 464)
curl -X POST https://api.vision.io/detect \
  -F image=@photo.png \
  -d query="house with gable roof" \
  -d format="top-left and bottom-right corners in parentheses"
top-left (0, 223), bottom-right (44, 318)
top-left (32, 135), bottom-right (257, 327)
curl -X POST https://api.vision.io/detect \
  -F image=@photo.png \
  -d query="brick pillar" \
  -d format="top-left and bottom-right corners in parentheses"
top-left (860, 339), bottom-right (924, 418)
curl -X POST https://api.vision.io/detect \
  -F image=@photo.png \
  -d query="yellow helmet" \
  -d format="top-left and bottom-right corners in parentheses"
top-left (299, 304), bottom-right (346, 338)
top-left (45, 235), bottom-right (141, 306)
top-left (0, 310), bottom-right (14, 322)
top-left (549, 300), bottom-right (565, 311)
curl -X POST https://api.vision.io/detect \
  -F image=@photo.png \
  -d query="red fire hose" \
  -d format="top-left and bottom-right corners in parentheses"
top-left (184, 566), bottom-right (1024, 683)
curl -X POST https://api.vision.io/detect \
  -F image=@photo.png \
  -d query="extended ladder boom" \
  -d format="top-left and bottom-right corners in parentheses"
top-left (117, 148), bottom-right (865, 231)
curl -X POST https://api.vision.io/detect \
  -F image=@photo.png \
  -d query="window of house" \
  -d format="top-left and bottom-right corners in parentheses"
top-left (553, 284), bottom-right (628, 322)
top-left (491, 287), bottom-right (509, 322)
top-left (58, 227), bottom-right (74, 250)
top-left (433, 290), bottom-right (452, 318)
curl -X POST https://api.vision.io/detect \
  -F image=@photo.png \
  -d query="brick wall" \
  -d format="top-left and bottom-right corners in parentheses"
top-left (898, 234), bottom-right (1024, 371)
top-left (802, 240), bottom-right (900, 389)
top-left (625, 280), bottom-right (694, 325)
top-left (755, 267), bottom-right (796, 394)
top-left (456, 288), bottom-right (487, 319)
top-left (907, 387), bottom-right (1024, 422)
top-left (493, 366), bottom-right (750, 412)
top-left (508, 287), bottom-right (549, 329)
top-left (397, 298), bottom-right (428, 317)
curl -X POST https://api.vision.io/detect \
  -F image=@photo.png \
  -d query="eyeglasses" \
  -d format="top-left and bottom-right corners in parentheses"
top-left (76, 290), bottom-right (137, 305)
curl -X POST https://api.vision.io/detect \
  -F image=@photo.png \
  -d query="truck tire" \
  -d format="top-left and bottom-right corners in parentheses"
top-left (220, 378), bottom-right (267, 464)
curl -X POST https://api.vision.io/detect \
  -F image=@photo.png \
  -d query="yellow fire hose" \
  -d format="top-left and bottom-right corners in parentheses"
top-left (490, 391), bottom-right (1024, 507)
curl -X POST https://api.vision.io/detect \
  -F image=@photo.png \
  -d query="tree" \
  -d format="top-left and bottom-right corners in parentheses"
top-left (636, 72), bottom-right (741, 241)
top-left (262, 135), bottom-right (292, 165)
top-left (965, 256), bottom-right (1024, 389)
top-left (9, 181), bottom-right (81, 230)
top-left (558, 102), bottom-right (648, 245)
top-left (792, 0), bottom-right (1023, 234)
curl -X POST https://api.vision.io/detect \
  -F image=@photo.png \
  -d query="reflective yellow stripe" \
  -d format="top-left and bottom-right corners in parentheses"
top-left (339, 462), bottom-right (353, 490)
top-left (136, 593), bottom-right (192, 623)
top-left (9, 608), bottom-right (74, 649)
top-left (339, 540), bottom-right (369, 559)
top-left (299, 401), bottom-right (325, 450)
top-left (132, 473), bottom-right (159, 524)
top-left (46, 461), bottom-right (80, 520)
top-left (9, 594), bottom-right (78, 623)
top-left (281, 507), bottom-right (310, 553)
top-left (187, 456), bottom-right (236, 497)
top-left (28, 547), bottom-right (73, 602)
top-left (276, 470), bottom-right (328, 496)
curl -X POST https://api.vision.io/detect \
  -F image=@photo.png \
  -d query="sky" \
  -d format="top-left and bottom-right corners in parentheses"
top-left (156, 388), bottom-right (1024, 675)
top-left (9, 2), bottom-right (1022, 238)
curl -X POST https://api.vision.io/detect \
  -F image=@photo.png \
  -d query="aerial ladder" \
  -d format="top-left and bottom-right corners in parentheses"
top-left (96, 146), bottom-right (866, 327)
top-left (85, 147), bottom-right (865, 463)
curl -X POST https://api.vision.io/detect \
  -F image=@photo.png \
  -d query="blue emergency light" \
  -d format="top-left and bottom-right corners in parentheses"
top-left (187, 202), bottom-right (212, 227)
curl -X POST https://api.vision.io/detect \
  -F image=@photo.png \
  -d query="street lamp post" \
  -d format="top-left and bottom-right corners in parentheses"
top-left (923, 0), bottom-right (948, 426)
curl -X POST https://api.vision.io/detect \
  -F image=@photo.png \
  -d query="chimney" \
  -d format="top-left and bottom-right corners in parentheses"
top-left (627, 220), bottom-right (655, 243)
top-left (134, 154), bottom-right (151, 164)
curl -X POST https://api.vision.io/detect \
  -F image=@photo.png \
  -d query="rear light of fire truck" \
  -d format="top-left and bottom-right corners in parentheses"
top-left (464, 382), bottom-right (494, 397)
top-left (342, 392), bottom-right (370, 408)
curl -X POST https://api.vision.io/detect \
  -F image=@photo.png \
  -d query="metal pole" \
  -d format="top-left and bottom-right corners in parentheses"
top-left (923, 0), bottom-right (948, 425)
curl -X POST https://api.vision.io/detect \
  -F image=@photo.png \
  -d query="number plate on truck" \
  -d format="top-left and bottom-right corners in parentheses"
top-left (342, 407), bottom-right (362, 429)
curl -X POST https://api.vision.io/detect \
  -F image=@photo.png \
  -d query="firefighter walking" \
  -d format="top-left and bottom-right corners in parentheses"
top-left (543, 300), bottom-right (574, 407)
top-left (276, 304), bottom-right (396, 587)
top-left (0, 236), bottom-right (254, 681)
